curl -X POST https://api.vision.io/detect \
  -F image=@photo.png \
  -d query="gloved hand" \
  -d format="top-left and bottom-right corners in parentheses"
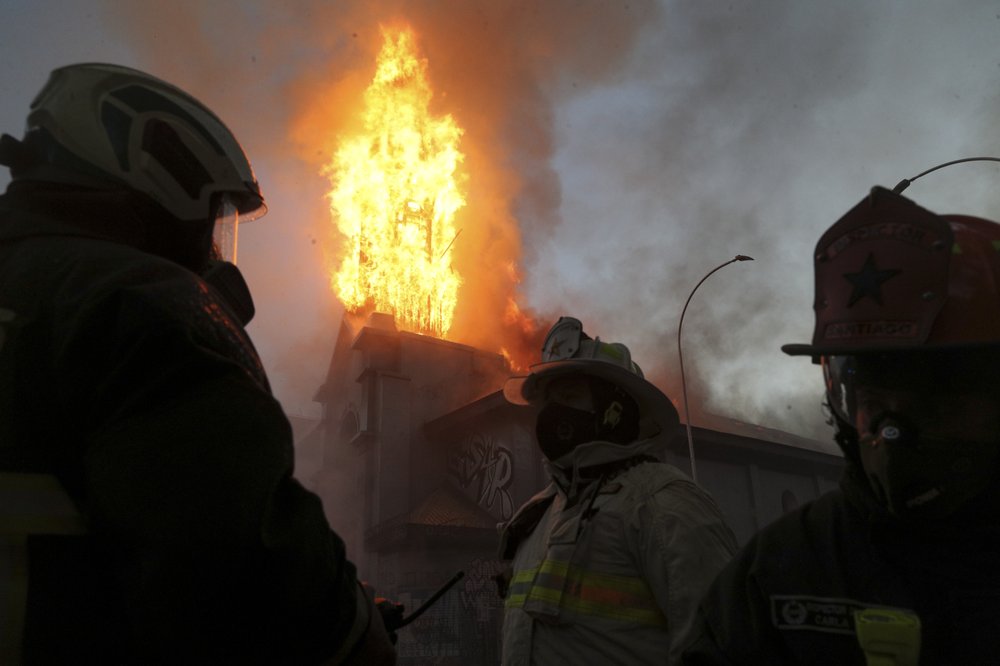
top-left (375, 597), bottom-right (406, 644)
top-left (340, 583), bottom-right (397, 665)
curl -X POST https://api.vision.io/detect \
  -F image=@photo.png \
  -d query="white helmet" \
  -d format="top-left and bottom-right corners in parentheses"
top-left (14, 62), bottom-right (265, 223)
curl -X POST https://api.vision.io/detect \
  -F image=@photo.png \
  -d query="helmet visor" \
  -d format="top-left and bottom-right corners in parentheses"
top-left (212, 196), bottom-right (239, 264)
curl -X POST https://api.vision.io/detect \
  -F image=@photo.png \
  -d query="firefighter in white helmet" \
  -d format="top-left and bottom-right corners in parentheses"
top-left (0, 63), bottom-right (394, 664)
top-left (681, 186), bottom-right (1000, 664)
top-left (498, 316), bottom-right (738, 664)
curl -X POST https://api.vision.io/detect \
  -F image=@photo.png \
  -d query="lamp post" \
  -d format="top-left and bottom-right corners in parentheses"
top-left (677, 255), bottom-right (754, 483)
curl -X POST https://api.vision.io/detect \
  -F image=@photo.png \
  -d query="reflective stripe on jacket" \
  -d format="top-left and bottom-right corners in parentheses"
top-left (507, 558), bottom-right (668, 628)
top-left (500, 438), bottom-right (738, 665)
top-left (0, 472), bottom-right (86, 665)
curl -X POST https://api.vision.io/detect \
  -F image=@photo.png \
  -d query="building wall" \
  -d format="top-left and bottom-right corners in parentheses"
top-left (664, 435), bottom-right (844, 546)
top-left (441, 413), bottom-right (544, 524)
top-left (691, 456), bottom-right (760, 545)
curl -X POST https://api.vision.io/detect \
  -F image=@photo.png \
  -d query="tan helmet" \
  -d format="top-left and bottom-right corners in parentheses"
top-left (504, 316), bottom-right (679, 438)
top-left (14, 62), bottom-right (265, 223)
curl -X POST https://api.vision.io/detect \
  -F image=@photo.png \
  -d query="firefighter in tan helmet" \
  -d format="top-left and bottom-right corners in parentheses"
top-left (681, 186), bottom-right (1000, 664)
top-left (0, 64), bottom-right (394, 664)
top-left (498, 316), bottom-right (738, 664)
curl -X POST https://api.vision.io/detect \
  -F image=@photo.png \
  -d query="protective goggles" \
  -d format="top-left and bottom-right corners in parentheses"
top-left (822, 349), bottom-right (1000, 424)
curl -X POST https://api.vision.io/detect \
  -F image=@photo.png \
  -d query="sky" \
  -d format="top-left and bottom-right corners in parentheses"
top-left (3, 1), bottom-right (1000, 442)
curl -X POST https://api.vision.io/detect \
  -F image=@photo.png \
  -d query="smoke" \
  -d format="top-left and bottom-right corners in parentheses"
top-left (510, 1), bottom-right (1000, 439)
top-left (86, 1), bottom-right (1000, 439)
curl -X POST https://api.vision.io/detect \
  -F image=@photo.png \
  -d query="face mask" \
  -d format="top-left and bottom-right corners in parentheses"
top-left (536, 402), bottom-right (598, 461)
top-left (825, 351), bottom-right (1000, 521)
top-left (858, 413), bottom-right (999, 521)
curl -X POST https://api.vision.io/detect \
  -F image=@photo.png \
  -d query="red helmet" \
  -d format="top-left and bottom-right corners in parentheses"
top-left (783, 187), bottom-right (1000, 520)
top-left (782, 186), bottom-right (1000, 359)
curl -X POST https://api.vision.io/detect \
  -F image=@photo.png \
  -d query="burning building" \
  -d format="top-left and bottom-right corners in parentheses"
top-left (308, 313), bottom-right (530, 663)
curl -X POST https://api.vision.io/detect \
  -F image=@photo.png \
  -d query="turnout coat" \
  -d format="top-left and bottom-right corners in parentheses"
top-left (0, 184), bottom-right (366, 664)
top-left (499, 436), bottom-right (738, 665)
top-left (680, 465), bottom-right (1000, 665)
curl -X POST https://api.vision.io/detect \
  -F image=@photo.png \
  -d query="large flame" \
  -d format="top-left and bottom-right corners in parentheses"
top-left (324, 26), bottom-right (465, 338)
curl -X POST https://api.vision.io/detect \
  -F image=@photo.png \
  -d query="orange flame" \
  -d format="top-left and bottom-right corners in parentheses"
top-left (499, 296), bottom-right (545, 372)
top-left (324, 26), bottom-right (465, 337)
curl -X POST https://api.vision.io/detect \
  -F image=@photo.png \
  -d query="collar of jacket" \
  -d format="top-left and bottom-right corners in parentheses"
top-left (0, 182), bottom-right (212, 273)
top-left (546, 436), bottom-right (668, 500)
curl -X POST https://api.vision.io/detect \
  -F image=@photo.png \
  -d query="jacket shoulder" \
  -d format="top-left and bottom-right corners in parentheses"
top-left (747, 490), bottom-right (853, 559)
top-left (703, 489), bottom-right (876, 615)
top-left (681, 491), bottom-right (910, 663)
top-left (617, 460), bottom-right (702, 502)
top-left (7, 229), bottom-right (267, 390)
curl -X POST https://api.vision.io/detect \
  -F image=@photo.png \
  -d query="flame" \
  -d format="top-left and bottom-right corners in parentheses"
top-left (499, 296), bottom-right (544, 372)
top-left (324, 26), bottom-right (465, 338)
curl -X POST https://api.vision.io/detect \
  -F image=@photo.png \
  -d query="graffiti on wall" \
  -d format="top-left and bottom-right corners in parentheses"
top-left (449, 432), bottom-right (514, 520)
top-left (395, 559), bottom-right (506, 665)
top-left (459, 557), bottom-right (506, 623)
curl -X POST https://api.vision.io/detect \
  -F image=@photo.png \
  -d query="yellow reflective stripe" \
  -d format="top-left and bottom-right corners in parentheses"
top-left (537, 559), bottom-right (655, 598)
top-left (0, 472), bottom-right (86, 536)
top-left (505, 560), bottom-right (667, 627)
top-left (506, 593), bottom-right (528, 607)
top-left (505, 569), bottom-right (536, 608)
top-left (511, 568), bottom-right (537, 585)
top-left (0, 473), bottom-right (86, 663)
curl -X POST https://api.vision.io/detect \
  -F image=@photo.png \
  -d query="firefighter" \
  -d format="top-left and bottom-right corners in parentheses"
top-left (0, 63), bottom-right (395, 664)
top-left (498, 316), bottom-right (738, 664)
top-left (680, 186), bottom-right (1000, 664)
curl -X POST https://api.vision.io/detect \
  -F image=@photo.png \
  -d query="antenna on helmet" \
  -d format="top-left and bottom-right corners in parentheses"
top-left (892, 157), bottom-right (1000, 194)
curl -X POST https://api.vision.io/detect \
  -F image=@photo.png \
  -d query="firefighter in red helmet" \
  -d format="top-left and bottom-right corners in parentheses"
top-left (681, 186), bottom-right (1000, 664)
top-left (0, 64), bottom-right (394, 664)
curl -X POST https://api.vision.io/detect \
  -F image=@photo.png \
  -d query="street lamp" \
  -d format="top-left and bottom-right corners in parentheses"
top-left (677, 255), bottom-right (754, 483)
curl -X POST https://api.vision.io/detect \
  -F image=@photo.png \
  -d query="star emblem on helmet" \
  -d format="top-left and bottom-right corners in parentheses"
top-left (844, 253), bottom-right (901, 307)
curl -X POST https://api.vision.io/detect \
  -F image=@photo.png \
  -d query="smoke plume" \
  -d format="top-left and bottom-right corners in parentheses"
top-left (92, 0), bottom-right (1000, 441)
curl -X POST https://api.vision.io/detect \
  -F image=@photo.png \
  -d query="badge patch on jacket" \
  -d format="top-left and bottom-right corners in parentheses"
top-left (770, 595), bottom-right (909, 635)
